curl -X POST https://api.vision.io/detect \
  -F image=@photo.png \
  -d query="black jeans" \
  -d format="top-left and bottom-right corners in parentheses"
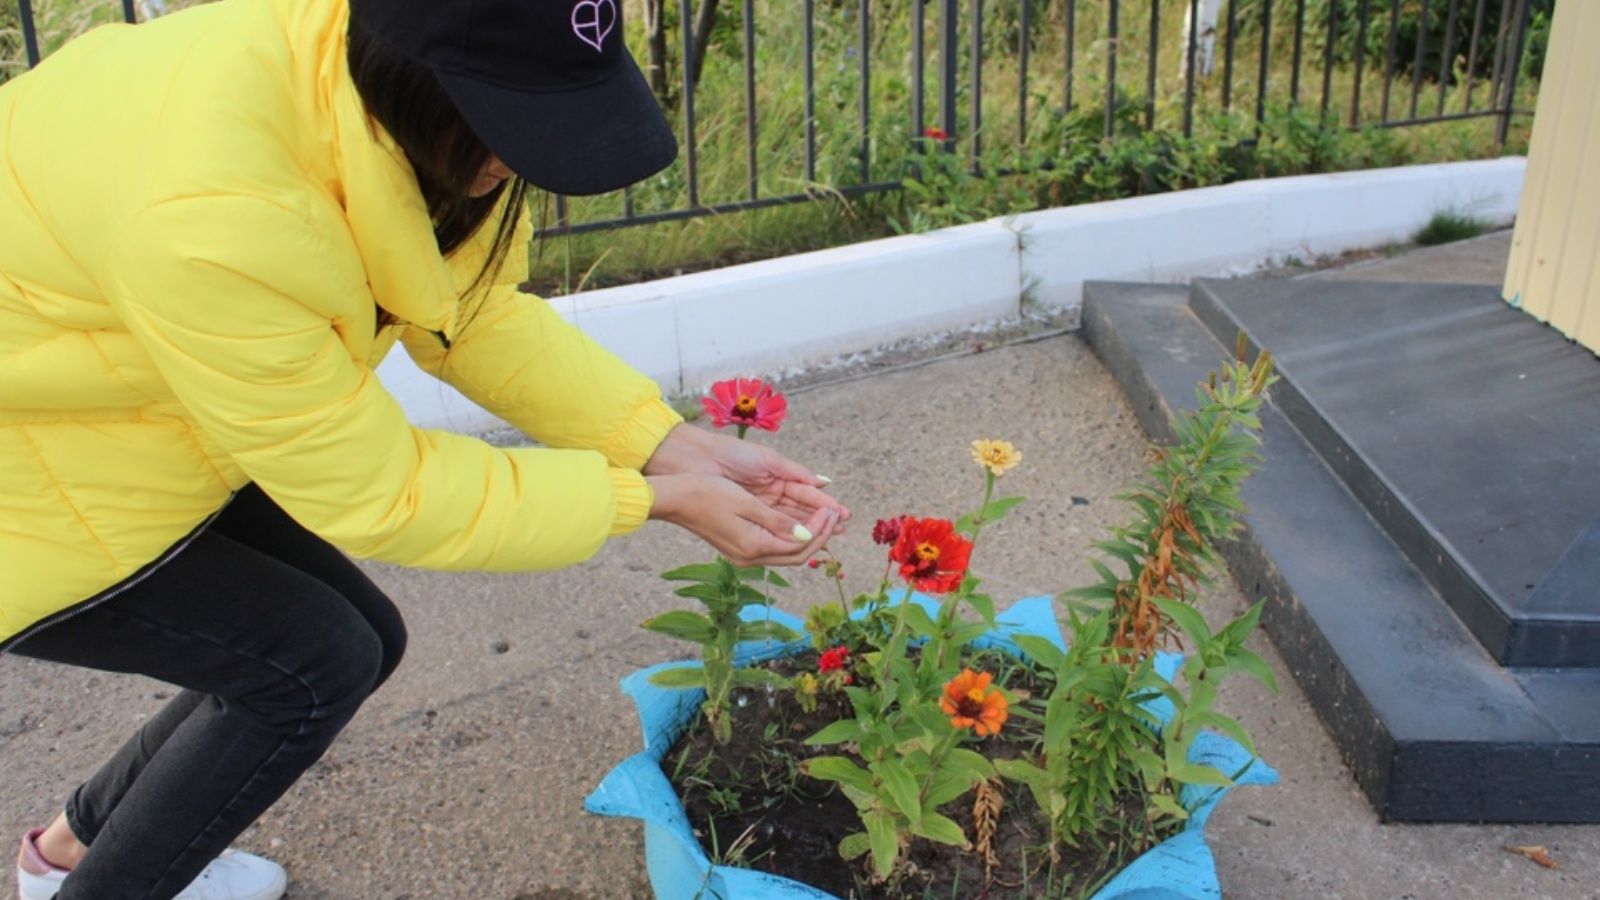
top-left (13, 484), bottom-right (407, 900)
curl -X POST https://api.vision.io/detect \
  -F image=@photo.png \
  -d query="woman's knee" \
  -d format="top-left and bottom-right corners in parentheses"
top-left (235, 619), bottom-right (384, 733)
top-left (372, 612), bottom-right (407, 691)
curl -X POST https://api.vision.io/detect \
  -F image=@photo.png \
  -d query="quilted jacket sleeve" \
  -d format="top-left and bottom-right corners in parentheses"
top-left (103, 194), bottom-right (646, 571)
top-left (401, 208), bottom-right (684, 475)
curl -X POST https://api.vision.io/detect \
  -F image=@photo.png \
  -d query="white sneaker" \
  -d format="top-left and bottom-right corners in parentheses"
top-left (18, 828), bottom-right (287, 900)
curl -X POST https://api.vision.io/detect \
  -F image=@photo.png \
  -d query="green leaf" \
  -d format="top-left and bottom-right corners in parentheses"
top-left (672, 583), bottom-right (727, 605)
top-left (864, 809), bottom-right (900, 880)
top-left (1044, 693), bottom-right (1080, 750)
top-left (981, 496), bottom-right (1025, 521)
top-left (871, 759), bottom-right (923, 826)
top-left (993, 758), bottom-right (1049, 788)
top-left (941, 748), bottom-right (995, 782)
top-left (1230, 647), bottom-right (1280, 693)
top-left (736, 621), bottom-right (801, 644)
top-left (1168, 762), bottom-right (1235, 787)
top-left (964, 592), bottom-right (996, 625)
top-left (923, 772), bottom-right (977, 807)
top-left (910, 811), bottom-right (970, 848)
top-left (802, 756), bottom-right (874, 792)
top-left (730, 668), bottom-right (786, 688)
top-left (901, 604), bottom-right (939, 639)
top-left (1088, 558), bottom-right (1122, 587)
top-left (838, 832), bottom-right (871, 861)
top-left (661, 563), bottom-right (727, 583)
top-left (1147, 792), bottom-right (1190, 821)
top-left (736, 566), bottom-right (791, 589)
top-left (1151, 597), bottom-right (1213, 645)
top-left (1012, 634), bottom-right (1066, 671)
top-left (640, 611), bottom-right (718, 643)
top-left (805, 719), bottom-right (864, 746)
top-left (1189, 710), bottom-right (1257, 757)
top-left (1092, 538), bottom-right (1143, 570)
top-left (646, 667), bottom-right (705, 689)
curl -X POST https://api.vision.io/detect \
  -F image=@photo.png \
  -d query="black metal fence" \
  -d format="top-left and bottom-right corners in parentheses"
top-left (6, 0), bottom-right (1543, 237)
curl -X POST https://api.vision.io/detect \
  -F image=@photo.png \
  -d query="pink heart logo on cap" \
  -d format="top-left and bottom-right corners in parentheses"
top-left (571, 0), bottom-right (617, 53)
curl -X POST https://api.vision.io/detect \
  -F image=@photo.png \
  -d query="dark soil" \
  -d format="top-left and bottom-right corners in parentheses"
top-left (663, 649), bottom-right (1144, 899)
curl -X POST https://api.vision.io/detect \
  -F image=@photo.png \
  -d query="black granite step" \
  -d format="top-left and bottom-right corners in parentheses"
top-left (1082, 280), bottom-right (1600, 823)
top-left (1188, 278), bottom-right (1600, 668)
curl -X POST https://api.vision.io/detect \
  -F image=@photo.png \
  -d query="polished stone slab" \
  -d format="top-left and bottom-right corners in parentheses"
top-left (1189, 278), bottom-right (1600, 668)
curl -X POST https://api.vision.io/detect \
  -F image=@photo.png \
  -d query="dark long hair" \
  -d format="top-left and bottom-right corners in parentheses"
top-left (345, 12), bottom-right (530, 307)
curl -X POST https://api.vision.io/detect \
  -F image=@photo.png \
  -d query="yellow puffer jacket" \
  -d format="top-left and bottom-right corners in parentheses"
top-left (0, 0), bottom-right (682, 648)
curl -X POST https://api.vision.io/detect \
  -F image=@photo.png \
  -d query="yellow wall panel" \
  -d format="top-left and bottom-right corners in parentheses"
top-left (1504, 0), bottom-right (1600, 354)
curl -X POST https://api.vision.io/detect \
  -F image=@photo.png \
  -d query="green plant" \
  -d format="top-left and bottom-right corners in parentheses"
top-left (998, 343), bottom-right (1280, 857)
top-left (643, 559), bottom-right (799, 743)
top-left (1415, 208), bottom-right (1491, 246)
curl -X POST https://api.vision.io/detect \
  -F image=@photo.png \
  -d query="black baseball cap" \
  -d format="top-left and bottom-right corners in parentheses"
top-left (354, 0), bottom-right (678, 196)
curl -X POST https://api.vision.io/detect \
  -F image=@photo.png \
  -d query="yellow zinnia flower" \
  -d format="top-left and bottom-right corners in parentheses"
top-left (970, 439), bottom-right (1022, 477)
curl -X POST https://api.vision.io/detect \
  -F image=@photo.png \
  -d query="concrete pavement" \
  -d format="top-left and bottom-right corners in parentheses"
top-left (3, 229), bottom-right (1595, 899)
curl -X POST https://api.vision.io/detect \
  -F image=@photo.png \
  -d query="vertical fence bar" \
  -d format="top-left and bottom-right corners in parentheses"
top-left (1381, 0), bottom-right (1401, 121)
top-left (1496, 0), bottom-right (1529, 145)
top-left (1145, 0), bottom-right (1159, 130)
top-left (1222, 0), bottom-right (1237, 110)
top-left (1020, 0), bottom-right (1030, 142)
top-left (555, 195), bottom-right (569, 231)
top-left (912, 0), bottom-right (925, 137)
top-left (971, 0), bottom-right (984, 167)
top-left (623, 185), bottom-right (635, 219)
top-left (1291, 0), bottom-right (1307, 105)
top-left (1461, 0), bottom-right (1489, 110)
top-left (1487, 0), bottom-right (1512, 119)
top-left (19, 0), bottom-right (41, 67)
top-left (1349, 0), bottom-right (1371, 127)
top-left (678, 0), bottom-right (699, 207)
top-left (1409, 0), bottom-right (1431, 118)
top-left (805, 0), bottom-right (817, 184)
top-left (1437, 0), bottom-right (1458, 115)
top-left (121, 0), bottom-right (136, 23)
top-left (1321, 0), bottom-right (1337, 118)
top-left (743, 0), bottom-right (758, 201)
top-left (1185, 0), bottom-right (1199, 135)
top-left (1064, 0), bottom-right (1076, 114)
top-left (1255, 0), bottom-right (1272, 130)
top-left (1105, 0), bottom-right (1119, 139)
top-left (941, 0), bottom-right (958, 150)
top-left (860, 0), bottom-right (871, 184)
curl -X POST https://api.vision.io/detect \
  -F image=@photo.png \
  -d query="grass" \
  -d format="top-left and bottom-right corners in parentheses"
top-left (4, 0), bottom-right (1542, 294)
top-left (1414, 208), bottom-right (1494, 245)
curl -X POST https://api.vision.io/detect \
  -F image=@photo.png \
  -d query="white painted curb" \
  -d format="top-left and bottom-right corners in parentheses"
top-left (379, 158), bottom-right (1526, 432)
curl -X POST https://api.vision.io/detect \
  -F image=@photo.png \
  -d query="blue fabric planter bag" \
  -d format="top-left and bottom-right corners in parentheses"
top-left (587, 594), bottom-right (1278, 899)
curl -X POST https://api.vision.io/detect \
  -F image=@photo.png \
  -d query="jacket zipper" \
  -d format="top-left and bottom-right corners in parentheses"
top-left (0, 491), bottom-right (240, 657)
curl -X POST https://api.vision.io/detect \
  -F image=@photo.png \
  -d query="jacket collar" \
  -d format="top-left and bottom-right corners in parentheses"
top-left (277, 0), bottom-right (460, 340)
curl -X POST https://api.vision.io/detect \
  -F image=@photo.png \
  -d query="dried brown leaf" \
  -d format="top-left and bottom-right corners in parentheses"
top-left (1504, 845), bottom-right (1560, 870)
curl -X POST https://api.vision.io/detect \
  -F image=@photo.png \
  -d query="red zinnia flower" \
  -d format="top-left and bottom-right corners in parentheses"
top-left (871, 516), bottom-right (906, 546)
top-left (701, 377), bottom-right (787, 433)
top-left (888, 517), bottom-right (973, 594)
top-left (818, 646), bottom-right (850, 673)
top-left (923, 127), bottom-right (949, 141)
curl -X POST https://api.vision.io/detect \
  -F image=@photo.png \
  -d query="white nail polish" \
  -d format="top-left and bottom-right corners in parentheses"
top-left (792, 524), bottom-right (814, 542)
top-left (815, 474), bottom-right (833, 485)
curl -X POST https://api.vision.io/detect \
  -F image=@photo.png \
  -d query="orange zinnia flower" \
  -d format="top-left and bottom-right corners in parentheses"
top-left (940, 669), bottom-right (1008, 737)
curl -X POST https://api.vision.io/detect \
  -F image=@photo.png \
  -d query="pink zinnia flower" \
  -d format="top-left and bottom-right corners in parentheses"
top-left (702, 377), bottom-right (788, 435)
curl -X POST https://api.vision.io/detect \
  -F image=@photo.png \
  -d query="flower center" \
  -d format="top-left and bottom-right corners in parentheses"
top-left (954, 691), bottom-right (986, 719)
top-left (916, 542), bottom-right (941, 564)
top-left (733, 395), bottom-right (759, 418)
